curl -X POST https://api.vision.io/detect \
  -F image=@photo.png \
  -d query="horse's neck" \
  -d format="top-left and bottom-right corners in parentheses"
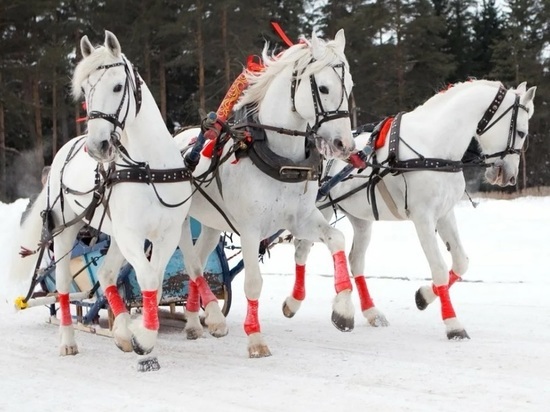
top-left (257, 74), bottom-right (308, 162)
top-left (406, 85), bottom-right (497, 159)
top-left (122, 85), bottom-right (181, 167)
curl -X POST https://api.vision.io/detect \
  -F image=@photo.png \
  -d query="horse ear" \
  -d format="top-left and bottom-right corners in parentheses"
top-left (80, 35), bottom-right (94, 58)
top-left (104, 30), bottom-right (121, 57)
top-left (522, 86), bottom-right (537, 104)
top-left (516, 81), bottom-right (527, 94)
top-left (334, 29), bottom-right (346, 53)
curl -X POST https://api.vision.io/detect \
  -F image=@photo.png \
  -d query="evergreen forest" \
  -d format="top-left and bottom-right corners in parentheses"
top-left (1, 0), bottom-right (549, 201)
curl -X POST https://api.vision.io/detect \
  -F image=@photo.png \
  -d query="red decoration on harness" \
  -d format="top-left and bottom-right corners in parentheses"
top-left (270, 20), bottom-right (294, 48)
top-left (374, 117), bottom-right (394, 150)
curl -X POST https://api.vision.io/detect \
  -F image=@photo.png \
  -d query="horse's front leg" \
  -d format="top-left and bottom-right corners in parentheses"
top-left (415, 209), bottom-right (469, 313)
top-left (240, 230), bottom-right (271, 358)
top-left (116, 234), bottom-right (171, 358)
top-left (53, 224), bottom-right (83, 356)
top-left (282, 238), bottom-right (312, 318)
top-left (347, 215), bottom-right (389, 327)
top-left (305, 212), bottom-right (355, 332)
top-left (412, 213), bottom-right (469, 340)
top-left (179, 220), bottom-right (228, 339)
top-left (95, 238), bottom-right (132, 352)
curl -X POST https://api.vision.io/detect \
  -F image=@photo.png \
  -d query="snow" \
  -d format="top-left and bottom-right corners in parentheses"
top-left (0, 196), bottom-right (549, 411)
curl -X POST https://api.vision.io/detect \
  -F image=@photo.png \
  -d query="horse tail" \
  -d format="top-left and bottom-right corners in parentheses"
top-left (6, 187), bottom-right (50, 300)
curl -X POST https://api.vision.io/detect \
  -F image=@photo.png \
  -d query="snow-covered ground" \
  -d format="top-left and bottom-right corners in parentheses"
top-left (0, 196), bottom-right (549, 411)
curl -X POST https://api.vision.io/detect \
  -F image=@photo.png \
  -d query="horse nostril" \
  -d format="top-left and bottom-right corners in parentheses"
top-left (334, 138), bottom-right (344, 150)
top-left (509, 176), bottom-right (516, 186)
top-left (100, 140), bottom-right (110, 153)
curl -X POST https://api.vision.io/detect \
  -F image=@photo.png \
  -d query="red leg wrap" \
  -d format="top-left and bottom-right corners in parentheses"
top-left (186, 280), bottom-right (200, 312)
top-left (354, 275), bottom-right (375, 311)
top-left (432, 270), bottom-right (462, 296)
top-left (104, 285), bottom-right (127, 317)
top-left (244, 299), bottom-right (260, 335)
top-left (333, 251), bottom-right (353, 294)
top-left (195, 277), bottom-right (217, 307)
top-left (142, 290), bottom-right (159, 331)
top-left (435, 285), bottom-right (456, 320)
top-left (292, 264), bottom-right (306, 301)
top-left (58, 293), bottom-right (72, 326)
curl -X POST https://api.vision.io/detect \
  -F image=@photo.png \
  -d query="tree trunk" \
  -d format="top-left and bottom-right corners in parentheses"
top-left (0, 80), bottom-right (5, 200)
top-left (159, 51), bottom-right (167, 121)
top-left (52, 68), bottom-right (58, 158)
top-left (196, 0), bottom-right (206, 111)
top-left (222, 3), bottom-right (230, 90)
top-left (32, 73), bottom-right (44, 167)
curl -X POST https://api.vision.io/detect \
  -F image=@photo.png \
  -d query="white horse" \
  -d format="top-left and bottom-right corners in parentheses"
top-left (8, 31), bottom-right (222, 368)
top-left (291, 80), bottom-right (536, 339)
top-left (174, 30), bottom-right (356, 357)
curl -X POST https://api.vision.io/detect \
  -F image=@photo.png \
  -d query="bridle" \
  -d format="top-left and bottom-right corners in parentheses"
top-left (289, 59), bottom-right (350, 136)
top-left (476, 85), bottom-right (529, 161)
top-left (85, 57), bottom-right (143, 145)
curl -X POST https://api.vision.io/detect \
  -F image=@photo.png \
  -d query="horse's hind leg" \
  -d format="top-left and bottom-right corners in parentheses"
top-left (412, 212), bottom-right (469, 340)
top-left (179, 220), bottom-right (228, 339)
top-left (347, 215), bottom-right (389, 327)
top-left (95, 239), bottom-right (132, 352)
top-left (53, 224), bottom-right (83, 356)
top-left (415, 209), bottom-right (469, 312)
top-left (282, 238), bottom-right (312, 318)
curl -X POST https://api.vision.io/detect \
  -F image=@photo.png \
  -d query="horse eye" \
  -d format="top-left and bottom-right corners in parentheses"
top-left (319, 85), bottom-right (329, 94)
top-left (113, 84), bottom-right (123, 93)
top-left (81, 87), bottom-right (85, 94)
top-left (517, 131), bottom-right (526, 139)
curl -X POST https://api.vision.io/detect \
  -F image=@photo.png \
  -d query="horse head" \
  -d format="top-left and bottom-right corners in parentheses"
top-left (72, 31), bottom-right (141, 163)
top-left (236, 29), bottom-right (355, 160)
top-left (478, 82), bottom-right (536, 187)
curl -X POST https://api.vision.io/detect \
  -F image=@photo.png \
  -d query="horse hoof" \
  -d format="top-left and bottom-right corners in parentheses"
top-left (248, 345), bottom-right (272, 358)
top-left (282, 302), bottom-right (296, 318)
top-left (415, 288), bottom-right (429, 310)
top-left (368, 315), bottom-right (390, 327)
top-left (331, 311), bottom-right (354, 332)
top-left (131, 335), bottom-right (153, 355)
top-left (59, 344), bottom-right (79, 356)
top-left (447, 329), bottom-right (471, 340)
top-left (137, 356), bottom-right (161, 372)
top-left (185, 325), bottom-right (203, 340)
top-left (114, 338), bottom-right (133, 353)
top-left (208, 324), bottom-right (229, 338)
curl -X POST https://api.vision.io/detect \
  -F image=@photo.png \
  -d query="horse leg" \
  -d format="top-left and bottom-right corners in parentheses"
top-left (179, 220), bottom-right (228, 339)
top-left (415, 209), bottom-right (469, 312)
top-left (282, 238), bottom-right (312, 318)
top-left (412, 214), bottom-right (469, 340)
top-left (310, 214), bottom-right (354, 332)
top-left (116, 235), bottom-right (167, 355)
top-left (95, 239), bottom-right (132, 352)
top-left (53, 224), bottom-right (83, 356)
top-left (347, 215), bottom-right (389, 327)
top-left (240, 230), bottom-right (271, 358)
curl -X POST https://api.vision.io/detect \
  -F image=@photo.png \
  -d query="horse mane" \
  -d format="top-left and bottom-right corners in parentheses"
top-left (235, 36), bottom-right (349, 112)
top-left (415, 79), bottom-right (503, 113)
top-left (71, 46), bottom-right (124, 100)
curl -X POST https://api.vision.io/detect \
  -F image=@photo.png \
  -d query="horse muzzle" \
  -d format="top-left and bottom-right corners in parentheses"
top-left (315, 135), bottom-right (355, 160)
top-left (485, 159), bottom-right (517, 187)
top-left (85, 139), bottom-right (116, 163)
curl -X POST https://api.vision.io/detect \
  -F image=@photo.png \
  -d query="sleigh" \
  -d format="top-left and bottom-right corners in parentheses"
top-left (21, 218), bottom-right (242, 335)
